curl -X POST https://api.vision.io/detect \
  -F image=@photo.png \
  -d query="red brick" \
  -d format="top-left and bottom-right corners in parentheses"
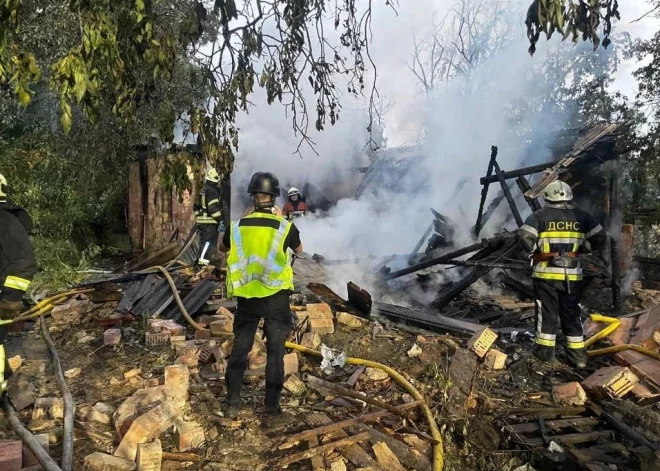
top-left (147, 319), bottom-right (184, 336)
top-left (582, 366), bottom-right (639, 399)
top-left (32, 397), bottom-right (63, 420)
top-left (552, 382), bottom-right (587, 406)
top-left (630, 358), bottom-right (660, 383)
top-left (194, 329), bottom-right (211, 340)
top-left (308, 318), bottom-right (334, 334)
top-left (631, 382), bottom-right (660, 406)
top-left (22, 433), bottom-right (49, 467)
top-left (283, 353), bottom-right (299, 376)
top-left (483, 349), bottom-right (507, 369)
top-left (104, 329), bottom-right (121, 346)
top-left (306, 303), bottom-right (333, 320)
top-left (468, 328), bottom-right (498, 358)
top-left (209, 316), bottom-right (234, 334)
top-left (136, 440), bottom-right (161, 471)
top-left (174, 420), bottom-right (205, 452)
top-left (145, 331), bottom-right (170, 347)
top-left (164, 365), bottom-right (189, 402)
top-left (176, 354), bottom-right (198, 368)
top-left (300, 332), bottom-right (321, 349)
top-left (615, 350), bottom-right (649, 367)
top-left (0, 440), bottom-right (22, 471)
top-left (114, 401), bottom-right (181, 461)
top-left (609, 317), bottom-right (635, 346)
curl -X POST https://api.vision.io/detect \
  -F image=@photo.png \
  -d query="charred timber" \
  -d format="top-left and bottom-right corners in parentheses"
top-left (516, 176), bottom-right (542, 212)
top-left (474, 146), bottom-right (499, 236)
top-left (480, 160), bottom-right (557, 185)
top-left (493, 159), bottom-right (523, 227)
top-left (431, 239), bottom-right (521, 309)
top-left (381, 234), bottom-right (514, 280)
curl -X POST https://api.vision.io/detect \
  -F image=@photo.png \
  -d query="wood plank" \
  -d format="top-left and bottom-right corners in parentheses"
top-left (372, 442), bottom-right (405, 471)
top-left (348, 424), bottom-right (432, 471)
top-left (278, 433), bottom-right (371, 467)
top-left (304, 413), bottom-right (381, 470)
top-left (307, 436), bottom-right (326, 471)
top-left (517, 430), bottom-right (613, 447)
top-left (505, 417), bottom-right (600, 434)
top-left (498, 407), bottom-right (587, 418)
top-left (282, 401), bottom-right (422, 449)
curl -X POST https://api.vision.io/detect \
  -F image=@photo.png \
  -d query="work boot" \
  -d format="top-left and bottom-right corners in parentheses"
top-left (264, 382), bottom-right (283, 414)
top-left (222, 402), bottom-right (241, 420)
top-left (532, 344), bottom-right (556, 363)
top-left (566, 348), bottom-right (588, 369)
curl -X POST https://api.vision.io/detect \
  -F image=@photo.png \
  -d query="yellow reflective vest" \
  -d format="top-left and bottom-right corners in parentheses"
top-left (226, 213), bottom-right (294, 298)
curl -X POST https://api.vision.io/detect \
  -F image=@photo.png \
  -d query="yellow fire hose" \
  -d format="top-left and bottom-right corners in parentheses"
top-left (586, 313), bottom-right (660, 360)
top-left (285, 341), bottom-right (444, 471)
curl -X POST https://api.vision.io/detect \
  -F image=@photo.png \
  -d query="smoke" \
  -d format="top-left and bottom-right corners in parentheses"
top-left (228, 0), bottom-right (622, 297)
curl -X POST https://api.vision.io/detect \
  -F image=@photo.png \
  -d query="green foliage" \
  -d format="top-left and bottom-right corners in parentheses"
top-left (160, 154), bottom-right (194, 199)
top-left (525, 0), bottom-right (621, 55)
top-left (29, 236), bottom-right (100, 293)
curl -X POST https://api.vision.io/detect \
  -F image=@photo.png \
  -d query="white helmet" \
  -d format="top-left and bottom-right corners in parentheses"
top-left (206, 168), bottom-right (220, 183)
top-left (0, 174), bottom-right (7, 202)
top-left (287, 187), bottom-right (301, 197)
top-left (544, 180), bottom-right (573, 203)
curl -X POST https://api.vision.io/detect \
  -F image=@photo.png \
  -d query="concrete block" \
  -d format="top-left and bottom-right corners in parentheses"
top-left (483, 349), bottom-right (507, 370)
top-left (552, 382), bottom-right (587, 406)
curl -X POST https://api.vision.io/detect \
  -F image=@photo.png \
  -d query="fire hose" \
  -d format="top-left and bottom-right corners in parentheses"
top-left (155, 266), bottom-right (445, 471)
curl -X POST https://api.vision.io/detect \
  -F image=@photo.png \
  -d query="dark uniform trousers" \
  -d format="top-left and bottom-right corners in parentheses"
top-left (198, 225), bottom-right (219, 262)
top-left (533, 279), bottom-right (587, 365)
top-left (225, 290), bottom-right (293, 408)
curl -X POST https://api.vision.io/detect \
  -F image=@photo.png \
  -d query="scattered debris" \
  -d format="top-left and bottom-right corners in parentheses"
top-left (582, 366), bottom-right (639, 400)
top-left (552, 382), bottom-right (587, 406)
top-left (484, 349), bottom-right (507, 369)
top-left (468, 328), bottom-right (498, 357)
top-left (407, 344), bottom-right (423, 358)
top-left (64, 367), bottom-right (81, 378)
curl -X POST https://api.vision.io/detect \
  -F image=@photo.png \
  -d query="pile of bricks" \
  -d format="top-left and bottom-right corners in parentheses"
top-left (84, 363), bottom-right (199, 470)
top-left (466, 328), bottom-right (507, 370)
top-left (145, 319), bottom-right (185, 347)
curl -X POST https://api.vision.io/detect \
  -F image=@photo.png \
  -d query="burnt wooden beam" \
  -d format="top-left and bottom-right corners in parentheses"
top-left (381, 235), bottom-right (511, 280)
top-left (469, 187), bottom-right (512, 236)
top-left (474, 145), bottom-right (499, 236)
top-left (480, 160), bottom-right (557, 185)
top-left (493, 159), bottom-right (523, 227)
top-left (516, 176), bottom-right (542, 212)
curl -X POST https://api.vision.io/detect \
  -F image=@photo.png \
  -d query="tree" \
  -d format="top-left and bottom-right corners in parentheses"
top-left (1, 0), bottom-right (394, 175)
top-left (524, 0), bottom-right (620, 56)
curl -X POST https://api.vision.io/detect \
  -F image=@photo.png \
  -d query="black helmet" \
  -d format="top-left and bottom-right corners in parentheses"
top-left (247, 172), bottom-right (280, 196)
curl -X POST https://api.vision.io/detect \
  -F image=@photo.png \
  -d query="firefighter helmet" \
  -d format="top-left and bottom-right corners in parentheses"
top-left (0, 174), bottom-right (7, 202)
top-left (544, 180), bottom-right (573, 203)
top-left (247, 172), bottom-right (280, 196)
top-left (206, 168), bottom-right (220, 183)
top-left (287, 187), bottom-right (301, 197)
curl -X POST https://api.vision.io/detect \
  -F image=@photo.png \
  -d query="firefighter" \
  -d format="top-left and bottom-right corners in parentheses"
top-left (0, 173), bottom-right (37, 395)
top-left (518, 180), bottom-right (606, 368)
top-left (282, 187), bottom-right (308, 221)
top-left (219, 172), bottom-right (303, 419)
top-left (195, 168), bottom-right (224, 266)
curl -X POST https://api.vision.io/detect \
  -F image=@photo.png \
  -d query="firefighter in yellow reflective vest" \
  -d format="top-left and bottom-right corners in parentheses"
top-left (195, 168), bottom-right (224, 265)
top-left (0, 173), bottom-right (37, 395)
top-left (518, 180), bottom-right (605, 368)
top-left (219, 172), bottom-right (303, 419)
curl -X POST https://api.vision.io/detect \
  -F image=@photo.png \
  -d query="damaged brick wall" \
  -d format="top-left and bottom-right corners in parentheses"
top-left (128, 155), bottom-right (197, 251)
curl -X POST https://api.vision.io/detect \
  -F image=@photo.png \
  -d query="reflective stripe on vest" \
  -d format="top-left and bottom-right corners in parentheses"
top-left (4, 275), bottom-right (31, 291)
top-left (227, 214), bottom-right (294, 298)
top-left (533, 229), bottom-right (586, 281)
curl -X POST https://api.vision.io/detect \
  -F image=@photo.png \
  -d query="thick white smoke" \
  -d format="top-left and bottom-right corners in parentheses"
top-left (228, 0), bottom-right (631, 297)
